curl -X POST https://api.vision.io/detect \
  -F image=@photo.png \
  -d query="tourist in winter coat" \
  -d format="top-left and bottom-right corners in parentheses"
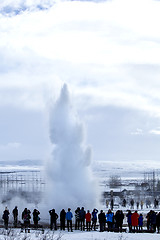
top-left (22, 208), bottom-right (31, 228)
top-left (33, 209), bottom-right (40, 228)
top-left (75, 207), bottom-right (80, 230)
top-left (146, 210), bottom-right (152, 231)
top-left (85, 210), bottom-right (91, 231)
top-left (150, 210), bottom-right (157, 232)
top-left (98, 210), bottom-right (106, 232)
top-left (131, 211), bottom-right (139, 232)
top-left (156, 212), bottom-right (160, 233)
top-left (49, 209), bottom-right (58, 230)
top-left (115, 210), bottom-right (124, 232)
top-left (66, 208), bottom-right (73, 232)
top-left (3, 207), bottom-right (10, 229)
top-left (138, 213), bottom-right (143, 232)
top-left (130, 199), bottom-right (134, 209)
top-left (60, 209), bottom-right (66, 230)
top-left (106, 209), bottom-right (114, 231)
top-left (91, 208), bottom-right (98, 231)
top-left (79, 207), bottom-right (86, 231)
top-left (126, 210), bottom-right (132, 232)
top-left (12, 206), bottom-right (18, 227)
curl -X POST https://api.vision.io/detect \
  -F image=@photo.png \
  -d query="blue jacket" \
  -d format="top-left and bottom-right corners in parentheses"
top-left (92, 209), bottom-right (98, 220)
top-left (66, 211), bottom-right (73, 221)
top-left (138, 215), bottom-right (143, 226)
top-left (106, 212), bottom-right (114, 223)
top-left (126, 213), bottom-right (132, 224)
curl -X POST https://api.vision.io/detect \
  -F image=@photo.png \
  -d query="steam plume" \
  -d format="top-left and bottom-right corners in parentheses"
top-left (46, 84), bottom-right (97, 211)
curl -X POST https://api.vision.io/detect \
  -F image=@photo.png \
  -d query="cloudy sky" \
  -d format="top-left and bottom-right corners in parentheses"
top-left (0, 0), bottom-right (160, 164)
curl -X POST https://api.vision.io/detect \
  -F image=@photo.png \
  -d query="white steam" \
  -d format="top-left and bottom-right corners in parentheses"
top-left (46, 84), bottom-right (97, 211)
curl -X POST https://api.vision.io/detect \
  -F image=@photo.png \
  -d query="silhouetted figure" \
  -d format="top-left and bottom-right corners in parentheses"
top-left (130, 199), bottom-right (134, 209)
top-left (75, 207), bottom-right (80, 230)
top-left (111, 199), bottom-right (114, 210)
top-left (150, 210), bottom-right (156, 232)
top-left (85, 210), bottom-right (91, 231)
top-left (79, 207), bottom-right (86, 231)
top-left (98, 210), bottom-right (106, 232)
top-left (49, 209), bottom-right (58, 230)
top-left (115, 210), bottom-right (124, 232)
top-left (138, 213), bottom-right (143, 232)
top-left (136, 202), bottom-right (139, 209)
top-left (33, 209), bottom-right (40, 228)
top-left (122, 199), bottom-right (126, 207)
top-left (146, 210), bottom-right (152, 231)
top-left (3, 207), bottom-right (10, 229)
top-left (60, 209), bottom-right (66, 230)
top-left (12, 206), bottom-right (18, 227)
top-left (156, 212), bottom-right (160, 233)
top-left (91, 208), bottom-right (98, 231)
top-left (126, 210), bottom-right (132, 232)
top-left (154, 198), bottom-right (159, 209)
top-left (66, 208), bottom-right (73, 232)
top-left (22, 208), bottom-right (31, 228)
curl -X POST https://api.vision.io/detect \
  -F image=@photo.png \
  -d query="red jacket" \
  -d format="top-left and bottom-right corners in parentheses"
top-left (131, 212), bottom-right (139, 226)
top-left (85, 212), bottom-right (91, 222)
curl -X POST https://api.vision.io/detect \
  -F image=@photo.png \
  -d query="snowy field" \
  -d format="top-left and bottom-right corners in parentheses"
top-left (0, 229), bottom-right (159, 240)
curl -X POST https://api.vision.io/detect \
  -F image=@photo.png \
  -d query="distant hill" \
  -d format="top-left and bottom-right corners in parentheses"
top-left (0, 159), bottom-right (42, 166)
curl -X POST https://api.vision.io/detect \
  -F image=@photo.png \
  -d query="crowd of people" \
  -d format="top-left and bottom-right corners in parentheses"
top-left (1, 206), bottom-right (160, 233)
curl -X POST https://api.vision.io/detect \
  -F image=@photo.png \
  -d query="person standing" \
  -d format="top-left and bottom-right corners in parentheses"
top-left (12, 206), bottom-right (18, 227)
top-left (98, 210), bottom-right (106, 232)
top-left (49, 209), bottom-right (58, 230)
top-left (156, 211), bottom-right (160, 233)
top-left (66, 208), bottom-right (73, 232)
top-left (126, 210), bottom-right (132, 232)
top-left (3, 207), bottom-right (10, 229)
top-left (138, 213), bottom-right (143, 232)
top-left (115, 210), bottom-right (124, 232)
top-left (60, 209), bottom-right (66, 230)
top-left (85, 210), bottom-right (91, 231)
top-left (22, 208), bottom-right (31, 228)
top-left (91, 208), bottom-right (98, 231)
top-left (106, 209), bottom-right (114, 231)
top-left (75, 207), bottom-right (80, 230)
top-left (131, 211), bottom-right (139, 232)
top-left (79, 207), bottom-right (86, 231)
top-left (33, 209), bottom-right (40, 228)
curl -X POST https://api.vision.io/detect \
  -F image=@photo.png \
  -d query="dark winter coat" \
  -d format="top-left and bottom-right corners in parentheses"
top-left (79, 208), bottom-right (86, 220)
top-left (49, 209), bottom-right (58, 222)
top-left (33, 209), bottom-right (40, 223)
top-left (98, 212), bottom-right (106, 223)
top-left (3, 210), bottom-right (9, 220)
top-left (60, 209), bottom-right (66, 221)
top-left (150, 211), bottom-right (156, 225)
top-left (156, 213), bottom-right (160, 226)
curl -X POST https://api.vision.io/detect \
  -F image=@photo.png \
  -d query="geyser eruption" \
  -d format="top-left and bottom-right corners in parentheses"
top-left (46, 84), bottom-right (97, 210)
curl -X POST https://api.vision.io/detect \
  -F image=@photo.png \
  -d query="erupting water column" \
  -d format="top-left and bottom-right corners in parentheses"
top-left (46, 84), bottom-right (98, 211)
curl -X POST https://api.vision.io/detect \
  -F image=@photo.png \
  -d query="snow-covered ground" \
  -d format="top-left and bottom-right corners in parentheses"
top-left (0, 229), bottom-right (159, 240)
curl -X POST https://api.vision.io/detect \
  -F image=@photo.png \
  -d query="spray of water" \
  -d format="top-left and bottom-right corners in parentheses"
top-left (46, 84), bottom-right (98, 211)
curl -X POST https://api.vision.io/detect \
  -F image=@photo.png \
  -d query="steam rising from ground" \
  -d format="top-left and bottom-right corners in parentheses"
top-left (46, 84), bottom-right (98, 211)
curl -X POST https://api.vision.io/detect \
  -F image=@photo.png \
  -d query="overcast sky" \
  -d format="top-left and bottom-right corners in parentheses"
top-left (0, 0), bottom-right (160, 164)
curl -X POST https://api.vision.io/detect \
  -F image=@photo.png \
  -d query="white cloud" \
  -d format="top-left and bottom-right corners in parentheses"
top-left (149, 128), bottom-right (160, 135)
top-left (0, 142), bottom-right (21, 149)
top-left (0, 0), bottom-right (160, 162)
